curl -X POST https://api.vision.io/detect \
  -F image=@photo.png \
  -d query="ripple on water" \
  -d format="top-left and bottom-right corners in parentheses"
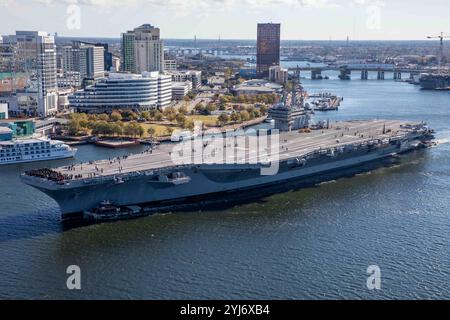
top-left (1, 79), bottom-right (450, 299)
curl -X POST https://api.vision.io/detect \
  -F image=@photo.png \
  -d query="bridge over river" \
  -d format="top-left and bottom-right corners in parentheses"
top-left (287, 63), bottom-right (431, 80)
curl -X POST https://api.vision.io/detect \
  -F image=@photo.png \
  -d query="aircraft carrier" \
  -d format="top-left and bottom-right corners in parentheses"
top-left (21, 120), bottom-right (435, 220)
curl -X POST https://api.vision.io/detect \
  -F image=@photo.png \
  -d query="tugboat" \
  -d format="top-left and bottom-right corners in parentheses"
top-left (83, 200), bottom-right (144, 221)
top-left (312, 100), bottom-right (338, 111)
top-left (264, 117), bottom-right (275, 126)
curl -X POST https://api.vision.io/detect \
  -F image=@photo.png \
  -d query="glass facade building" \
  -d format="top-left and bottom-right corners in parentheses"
top-left (256, 23), bottom-right (281, 78)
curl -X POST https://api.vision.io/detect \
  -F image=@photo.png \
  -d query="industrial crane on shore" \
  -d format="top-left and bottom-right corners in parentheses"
top-left (427, 32), bottom-right (450, 72)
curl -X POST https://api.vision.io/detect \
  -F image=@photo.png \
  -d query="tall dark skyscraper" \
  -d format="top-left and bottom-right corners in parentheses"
top-left (256, 23), bottom-right (281, 78)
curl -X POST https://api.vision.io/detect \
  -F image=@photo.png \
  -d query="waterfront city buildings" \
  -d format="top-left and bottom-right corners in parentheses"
top-left (121, 24), bottom-right (164, 73)
top-left (256, 23), bottom-right (281, 78)
top-left (15, 31), bottom-right (58, 117)
top-left (62, 41), bottom-right (105, 85)
top-left (68, 72), bottom-right (172, 113)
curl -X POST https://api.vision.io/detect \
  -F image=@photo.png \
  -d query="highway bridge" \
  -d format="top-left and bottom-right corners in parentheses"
top-left (287, 63), bottom-right (431, 80)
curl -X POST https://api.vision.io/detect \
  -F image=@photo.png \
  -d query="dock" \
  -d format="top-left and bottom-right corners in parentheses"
top-left (94, 139), bottom-right (139, 148)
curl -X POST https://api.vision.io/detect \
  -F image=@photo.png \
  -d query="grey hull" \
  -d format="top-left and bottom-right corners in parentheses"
top-left (21, 120), bottom-right (434, 219)
top-left (25, 143), bottom-right (413, 218)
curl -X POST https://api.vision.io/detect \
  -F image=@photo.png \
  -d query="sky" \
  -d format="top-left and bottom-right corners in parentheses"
top-left (0, 0), bottom-right (449, 40)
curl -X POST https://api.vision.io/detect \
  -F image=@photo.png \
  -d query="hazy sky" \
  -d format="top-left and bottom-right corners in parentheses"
top-left (0, 0), bottom-right (448, 40)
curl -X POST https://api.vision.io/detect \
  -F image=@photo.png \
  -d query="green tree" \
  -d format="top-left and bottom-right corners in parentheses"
top-left (111, 122), bottom-right (123, 136)
top-left (137, 124), bottom-right (145, 137)
top-left (140, 111), bottom-right (151, 121)
top-left (154, 111), bottom-right (164, 121)
top-left (123, 123), bottom-right (134, 137)
top-left (147, 126), bottom-right (156, 138)
top-left (184, 120), bottom-right (195, 131)
top-left (230, 112), bottom-right (240, 123)
top-left (164, 107), bottom-right (177, 122)
top-left (178, 105), bottom-right (188, 115)
top-left (194, 102), bottom-right (204, 111)
top-left (149, 109), bottom-right (157, 120)
top-left (175, 113), bottom-right (187, 127)
top-left (110, 111), bottom-right (122, 122)
top-left (206, 103), bottom-right (217, 113)
top-left (122, 110), bottom-right (137, 121)
top-left (98, 113), bottom-right (109, 121)
top-left (217, 113), bottom-right (229, 126)
top-left (69, 112), bottom-right (88, 122)
top-left (240, 110), bottom-right (250, 122)
top-left (68, 120), bottom-right (81, 135)
top-left (259, 105), bottom-right (268, 115)
top-left (165, 126), bottom-right (174, 136)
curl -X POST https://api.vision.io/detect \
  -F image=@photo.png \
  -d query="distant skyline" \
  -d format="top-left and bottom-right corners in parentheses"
top-left (0, 0), bottom-right (449, 41)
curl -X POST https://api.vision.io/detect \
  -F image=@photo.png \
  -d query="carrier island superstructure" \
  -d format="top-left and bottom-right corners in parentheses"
top-left (21, 81), bottom-right (435, 220)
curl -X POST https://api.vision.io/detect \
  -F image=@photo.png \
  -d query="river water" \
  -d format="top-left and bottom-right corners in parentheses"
top-left (1, 75), bottom-right (449, 299)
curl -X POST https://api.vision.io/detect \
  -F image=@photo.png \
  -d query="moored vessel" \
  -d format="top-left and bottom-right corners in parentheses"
top-left (419, 73), bottom-right (450, 90)
top-left (0, 137), bottom-right (77, 165)
top-left (21, 120), bottom-right (435, 221)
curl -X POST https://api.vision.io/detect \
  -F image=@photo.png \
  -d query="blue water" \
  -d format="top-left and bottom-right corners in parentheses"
top-left (0, 78), bottom-right (449, 299)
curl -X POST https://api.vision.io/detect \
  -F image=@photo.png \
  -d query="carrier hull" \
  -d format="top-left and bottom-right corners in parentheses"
top-left (21, 120), bottom-right (435, 220)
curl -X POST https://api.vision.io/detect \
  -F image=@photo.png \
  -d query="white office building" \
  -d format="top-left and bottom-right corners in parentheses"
top-left (14, 31), bottom-right (58, 117)
top-left (167, 70), bottom-right (202, 89)
top-left (157, 73), bottom-right (172, 109)
top-left (172, 81), bottom-right (193, 100)
top-left (69, 72), bottom-right (171, 113)
top-left (62, 41), bottom-right (105, 83)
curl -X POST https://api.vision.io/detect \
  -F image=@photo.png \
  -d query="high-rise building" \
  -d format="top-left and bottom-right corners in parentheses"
top-left (62, 41), bottom-right (105, 85)
top-left (94, 43), bottom-right (112, 71)
top-left (256, 23), bottom-right (281, 78)
top-left (15, 31), bottom-right (58, 116)
top-left (0, 35), bottom-right (16, 72)
top-left (121, 24), bottom-right (164, 73)
top-left (121, 32), bottom-right (135, 73)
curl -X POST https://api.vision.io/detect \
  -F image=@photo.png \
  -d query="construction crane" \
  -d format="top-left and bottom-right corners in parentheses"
top-left (427, 32), bottom-right (450, 71)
